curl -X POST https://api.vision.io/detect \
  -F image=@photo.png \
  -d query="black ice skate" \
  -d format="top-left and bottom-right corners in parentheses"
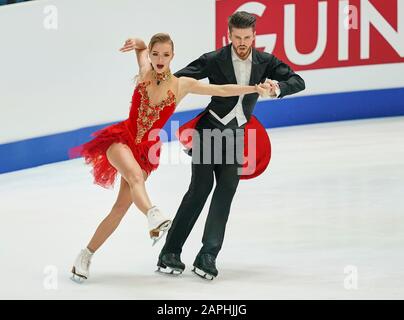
top-left (156, 253), bottom-right (185, 275)
top-left (192, 253), bottom-right (218, 280)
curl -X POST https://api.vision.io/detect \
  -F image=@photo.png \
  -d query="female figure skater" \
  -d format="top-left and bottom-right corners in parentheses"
top-left (69, 33), bottom-right (269, 281)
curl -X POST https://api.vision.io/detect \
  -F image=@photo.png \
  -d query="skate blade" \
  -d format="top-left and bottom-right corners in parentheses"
top-left (155, 266), bottom-right (183, 276)
top-left (150, 220), bottom-right (172, 246)
top-left (192, 267), bottom-right (215, 281)
top-left (70, 267), bottom-right (87, 283)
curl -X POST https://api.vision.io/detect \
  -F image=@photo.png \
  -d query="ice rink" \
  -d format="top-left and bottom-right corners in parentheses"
top-left (1, 116), bottom-right (403, 299)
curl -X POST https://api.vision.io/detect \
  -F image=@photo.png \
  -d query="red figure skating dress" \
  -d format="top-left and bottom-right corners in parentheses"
top-left (69, 81), bottom-right (176, 189)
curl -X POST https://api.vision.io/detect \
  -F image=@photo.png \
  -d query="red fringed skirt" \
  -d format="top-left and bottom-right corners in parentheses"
top-left (69, 120), bottom-right (161, 189)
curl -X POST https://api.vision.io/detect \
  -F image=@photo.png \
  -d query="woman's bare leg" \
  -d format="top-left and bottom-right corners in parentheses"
top-left (106, 142), bottom-right (152, 215)
top-left (85, 142), bottom-right (154, 253)
top-left (86, 177), bottom-right (133, 253)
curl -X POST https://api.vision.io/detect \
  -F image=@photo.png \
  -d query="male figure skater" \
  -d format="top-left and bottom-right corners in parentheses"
top-left (158, 11), bottom-right (305, 279)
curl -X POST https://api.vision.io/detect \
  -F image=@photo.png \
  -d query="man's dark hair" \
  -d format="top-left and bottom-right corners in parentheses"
top-left (228, 11), bottom-right (256, 32)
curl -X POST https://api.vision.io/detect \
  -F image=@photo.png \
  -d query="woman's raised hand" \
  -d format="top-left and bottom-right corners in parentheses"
top-left (119, 38), bottom-right (146, 52)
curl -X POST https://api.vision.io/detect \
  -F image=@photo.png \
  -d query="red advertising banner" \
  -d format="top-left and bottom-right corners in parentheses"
top-left (216, 0), bottom-right (404, 70)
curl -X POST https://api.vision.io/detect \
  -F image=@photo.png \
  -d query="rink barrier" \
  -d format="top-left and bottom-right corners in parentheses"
top-left (1, 87), bottom-right (404, 174)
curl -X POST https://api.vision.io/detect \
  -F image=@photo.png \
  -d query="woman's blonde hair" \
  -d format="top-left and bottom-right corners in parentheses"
top-left (148, 33), bottom-right (174, 52)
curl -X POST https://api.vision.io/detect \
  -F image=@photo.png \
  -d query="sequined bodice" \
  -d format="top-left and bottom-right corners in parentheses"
top-left (127, 81), bottom-right (176, 144)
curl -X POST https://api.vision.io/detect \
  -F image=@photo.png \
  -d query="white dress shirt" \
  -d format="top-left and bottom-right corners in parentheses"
top-left (209, 46), bottom-right (281, 127)
top-left (209, 46), bottom-right (251, 126)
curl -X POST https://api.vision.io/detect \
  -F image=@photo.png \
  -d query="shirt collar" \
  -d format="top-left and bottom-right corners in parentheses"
top-left (231, 45), bottom-right (252, 62)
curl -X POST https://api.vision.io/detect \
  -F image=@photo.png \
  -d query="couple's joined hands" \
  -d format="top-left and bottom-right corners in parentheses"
top-left (256, 80), bottom-right (280, 98)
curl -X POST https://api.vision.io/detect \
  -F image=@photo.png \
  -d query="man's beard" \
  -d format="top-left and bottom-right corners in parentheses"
top-left (237, 46), bottom-right (251, 58)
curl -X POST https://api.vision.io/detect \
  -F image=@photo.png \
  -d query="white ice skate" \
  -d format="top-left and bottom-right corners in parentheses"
top-left (147, 206), bottom-right (172, 246)
top-left (71, 248), bottom-right (93, 282)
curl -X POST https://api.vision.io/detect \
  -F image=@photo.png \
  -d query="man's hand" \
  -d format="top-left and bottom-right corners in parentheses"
top-left (264, 79), bottom-right (280, 98)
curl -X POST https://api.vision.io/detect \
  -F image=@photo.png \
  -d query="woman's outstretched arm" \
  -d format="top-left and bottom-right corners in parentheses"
top-left (119, 38), bottom-right (151, 76)
top-left (177, 77), bottom-right (269, 102)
